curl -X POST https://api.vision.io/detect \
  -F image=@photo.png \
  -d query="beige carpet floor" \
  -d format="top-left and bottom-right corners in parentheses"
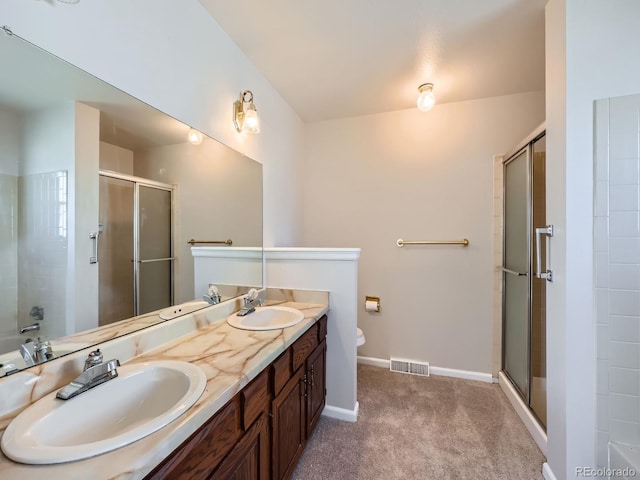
top-left (292, 364), bottom-right (545, 480)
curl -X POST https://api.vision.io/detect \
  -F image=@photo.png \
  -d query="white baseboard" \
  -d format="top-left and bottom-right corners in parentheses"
top-left (322, 401), bottom-right (359, 422)
top-left (498, 371), bottom-right (547, 456)
top-left (429, 366), bottom-right (494, 383)
top-left (357, 355), bottom-right (390, 369)
top-left (357, 355), bottom-right (494, 384)
top-left (542, 462), bottom-right (556, 480)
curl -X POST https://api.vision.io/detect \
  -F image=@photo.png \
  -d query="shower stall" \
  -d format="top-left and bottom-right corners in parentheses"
top-left (98, 172), bottom-right (174, 326)
top-left (499, 124), bottom-right (548, 450)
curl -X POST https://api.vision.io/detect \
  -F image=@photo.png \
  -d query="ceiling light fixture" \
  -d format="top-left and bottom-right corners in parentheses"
top-left (416, 83), bottom-right (436, 112)
top-left (233, 90), bottom-right (260, 134)
top-left (187, 128), bottom-right (203, 145)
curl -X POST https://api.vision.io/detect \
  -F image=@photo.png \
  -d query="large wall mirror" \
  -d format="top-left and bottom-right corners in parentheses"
top-left (0, 31), bottom-right (263, 374)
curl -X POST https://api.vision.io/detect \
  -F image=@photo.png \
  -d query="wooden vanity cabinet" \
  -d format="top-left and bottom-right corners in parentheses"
top-left (209, 413), bottom-right (270, 480)
top-left (146, 370), bottom-right (269, 480)
top-left (145, 315), bottom-right (327, 480)
top-left (271, 316), bottom-right (327, 480)
top-left (270, 367), bottom-right (307, 480)
top-left (305, 338), bottom-right (326, 435)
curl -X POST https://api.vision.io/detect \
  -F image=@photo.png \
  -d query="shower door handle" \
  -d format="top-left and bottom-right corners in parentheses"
top-left (535, 225), bottom-right (553, 282)
top-left (501, 267), bottom-right (528, 277)
top-left (89, 231), bottom-right (100, 264)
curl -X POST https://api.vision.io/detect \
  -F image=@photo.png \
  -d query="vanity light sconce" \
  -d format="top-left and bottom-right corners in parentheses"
top-left (233, 90), bottom-right (260, 134)
top-left (417, 83), bottom-right (436, 112)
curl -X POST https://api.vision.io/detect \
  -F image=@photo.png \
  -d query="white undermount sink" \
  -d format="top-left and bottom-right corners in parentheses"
top-left (227, 306), bottom-right (304, 331)
top-left (1, 360), bottom-right (207, 464)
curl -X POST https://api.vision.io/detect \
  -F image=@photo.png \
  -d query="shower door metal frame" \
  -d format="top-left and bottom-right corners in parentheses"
top-left (99, 170), bottom-right (176, 316)
top-left (501, 127), bottom-right (547, 427)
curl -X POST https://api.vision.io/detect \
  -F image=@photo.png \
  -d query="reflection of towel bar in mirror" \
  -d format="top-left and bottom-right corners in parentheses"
top-left (396, 238), bottom-right (469, 247)
top-left (187, 239), bottom-right (233, 246)
top-left (137, 257), bottom-right (176, 264)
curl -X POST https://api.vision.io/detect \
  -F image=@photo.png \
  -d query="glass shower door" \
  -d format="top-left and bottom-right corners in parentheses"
top-left (136, 184), bottom-right (173, 315)
top-left (99, 173), bottom-right (173, 324)
top-left (98, 176), bottom-right (135, 326)
top-left (502, 132), bottom-right (548, 430)
top-left (530, 135), bottom-right (547, 427)
top-left (503, 148), bottom-right (531, 398)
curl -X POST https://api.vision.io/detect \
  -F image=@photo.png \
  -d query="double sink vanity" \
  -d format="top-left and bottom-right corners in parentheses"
top-left (0, 289), bottom-right (329, 479)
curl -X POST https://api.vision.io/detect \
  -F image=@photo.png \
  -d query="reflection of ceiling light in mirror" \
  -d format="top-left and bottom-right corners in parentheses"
top-left (233, 90), bottom-right (260, 134)
top-left (187, 128), bottom-right (203, 145)
top-left (417, 83), bottom-right (435, 112)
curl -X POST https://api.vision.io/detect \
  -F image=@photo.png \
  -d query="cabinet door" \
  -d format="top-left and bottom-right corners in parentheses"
top-left (209, 413), bottom-right (270, 480)
top-left (271, 367), bottom-right (307, 480)
top-left (146, 399), bottom-right (242, 480)
top-left (306, 340), bottom-right (326, 436)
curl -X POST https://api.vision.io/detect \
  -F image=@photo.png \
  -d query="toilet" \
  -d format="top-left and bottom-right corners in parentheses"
top-left (357, 327), bottom-right (366, 347)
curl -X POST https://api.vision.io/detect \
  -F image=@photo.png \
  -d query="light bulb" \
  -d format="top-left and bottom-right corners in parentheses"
top-left (187, 128), bottom-right (203, 145)
top-left (417, 83), bottom-right (435, 112)
top-left (243, 105), bottom-right (260, 133)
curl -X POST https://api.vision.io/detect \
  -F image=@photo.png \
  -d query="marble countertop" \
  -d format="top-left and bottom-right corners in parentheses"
top-left (0, 290), bottom-right (328, 479)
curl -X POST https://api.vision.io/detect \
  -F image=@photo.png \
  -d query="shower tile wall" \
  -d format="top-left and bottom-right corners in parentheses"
top-left (17, 171), bottom-right (68, 339)
top-left (594, 95), bottom-right (640, 467)
top-left (0, 174), bottom-right (18, 335)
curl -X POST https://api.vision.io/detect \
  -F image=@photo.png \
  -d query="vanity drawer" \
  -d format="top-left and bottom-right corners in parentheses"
top-left (271, 348), bottom-right (291, 397)
top-left (292, 326), bottom-right (318, 373)
top-left (241, 369), bottom-right (269, 430)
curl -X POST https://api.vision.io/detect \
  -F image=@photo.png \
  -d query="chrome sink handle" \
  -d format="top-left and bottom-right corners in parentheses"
top-left (237, 289), bottom-right (262, 317)
top-left (56, 354), bottom-right (120, 401)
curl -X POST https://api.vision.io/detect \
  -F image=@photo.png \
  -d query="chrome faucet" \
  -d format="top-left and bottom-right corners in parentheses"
top-left (20, 322), bottom-right (40, 334)
top-left (236, 289), bottom-right (262, 317)
top-left (203, 284), bottom-right (222, 305)
top-left (56, 349), bottom-right (120, 400)
top-left (20, 337), bottom-right (54, 366)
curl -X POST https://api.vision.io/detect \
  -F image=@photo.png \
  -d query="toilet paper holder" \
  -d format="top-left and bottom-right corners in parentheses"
top-left (365, 296), bottom-right (380, 313)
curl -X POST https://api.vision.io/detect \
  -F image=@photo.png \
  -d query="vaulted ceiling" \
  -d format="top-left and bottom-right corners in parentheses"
top-left (199, 0), bottom-right (547, 122)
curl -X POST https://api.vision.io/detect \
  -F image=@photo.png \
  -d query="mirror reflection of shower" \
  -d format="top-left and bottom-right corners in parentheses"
top-left (98, 172), bottom-right (174, 326)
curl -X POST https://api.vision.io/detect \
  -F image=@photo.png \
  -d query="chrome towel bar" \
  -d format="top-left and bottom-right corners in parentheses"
top-left (396, 238), bottom-right (469, 247)
top-left (187, 239), bottom-right (233, 246)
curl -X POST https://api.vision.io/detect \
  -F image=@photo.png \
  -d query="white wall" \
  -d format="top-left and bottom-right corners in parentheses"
top-left (545, 1), bottom-right (640, 478)
top-left (19, 104), bottom-right (75, 340)
top-left (0, 174), bottom-right (17, 336)
top-left (135, 140), bottom-right (263, 304)
top-left (303, 92), bottom-right (544, 374)
top-left (545, 1), bottom-right (567, 477)
top-left (0, 109), bottom-right (20, 335)
top-left (266, 248), bottom-right (361, 419)
top-left (99, 142), bottom-right (133, 175)
top-left (70, 102), bottom-right (100, 334)
top-left (0, 0), bottom-right (305, 248)
top-left (0, 108), bottom-right (20, 176)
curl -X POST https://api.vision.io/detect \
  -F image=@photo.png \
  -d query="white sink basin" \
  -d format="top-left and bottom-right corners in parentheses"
top-left (227, 306), bottom-right (304, 331)
top-left (1, 360), bottom-right (207, 464)
top-left (159, 300), bottom-right (210, 320)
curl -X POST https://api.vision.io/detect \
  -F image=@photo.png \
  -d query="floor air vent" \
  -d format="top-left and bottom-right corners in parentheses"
top-left (389, 358), bottom-right (430, 377)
